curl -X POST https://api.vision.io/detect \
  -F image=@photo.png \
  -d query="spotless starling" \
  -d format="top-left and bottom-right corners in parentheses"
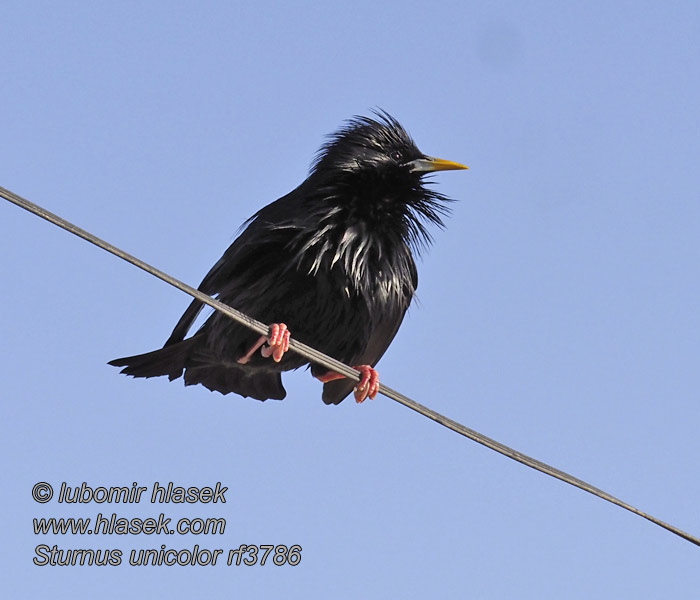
top-left (109, 111), bottom-right (468, 404)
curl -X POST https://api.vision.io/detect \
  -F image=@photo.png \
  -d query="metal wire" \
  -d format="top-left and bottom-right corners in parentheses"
top-left (2, 184), bottom-right (698, 548)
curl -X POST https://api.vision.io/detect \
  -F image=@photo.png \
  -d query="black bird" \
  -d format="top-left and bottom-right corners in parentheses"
top-left (109, 111), bottom-right (467, 404)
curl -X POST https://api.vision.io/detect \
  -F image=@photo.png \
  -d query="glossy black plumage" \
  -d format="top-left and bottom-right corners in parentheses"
top-left (109, 111), bottom-right (466, 404)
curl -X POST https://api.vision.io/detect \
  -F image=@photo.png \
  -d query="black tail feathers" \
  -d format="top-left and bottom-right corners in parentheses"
top-left (109, 339), bottom-right (286, 401)
top-left (183, 363), bottom-right (286, 400)
top-left (108, 339), bottom-right (192, 381)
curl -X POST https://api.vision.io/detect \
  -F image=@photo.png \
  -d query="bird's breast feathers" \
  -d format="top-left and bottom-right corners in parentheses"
top-left (287, 219), bottom-right (416, 304)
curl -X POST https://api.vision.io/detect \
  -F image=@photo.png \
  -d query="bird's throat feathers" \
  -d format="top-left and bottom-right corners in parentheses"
top-left (280, 181), bottom-right (450, 301)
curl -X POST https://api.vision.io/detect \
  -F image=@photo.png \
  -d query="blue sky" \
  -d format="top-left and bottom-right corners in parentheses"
top-left (2, 1), bottom-right (700, 598)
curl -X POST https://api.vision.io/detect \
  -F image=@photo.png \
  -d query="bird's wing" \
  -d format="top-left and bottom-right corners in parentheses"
top-left (164, 189), bottom-right (305, 346)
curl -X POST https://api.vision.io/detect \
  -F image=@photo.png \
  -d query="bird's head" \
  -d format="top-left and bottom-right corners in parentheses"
top-left (300, 110), bottom-right (468, 256)
top-left (311, 110), bottom-right (468, 182)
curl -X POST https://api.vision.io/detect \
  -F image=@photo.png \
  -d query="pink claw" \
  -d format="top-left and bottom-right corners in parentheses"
top-left (316, 365), bottom-right (380, 403)
top-left (353, 365), bottom-right (380, 403)
top-left (261, 323), bottom-right (290, 362)
top-left (237, 323), bottom-right (290, 365)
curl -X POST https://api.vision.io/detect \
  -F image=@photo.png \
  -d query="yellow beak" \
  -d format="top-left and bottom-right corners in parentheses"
top-left (407, 156), bottom-right (469, 173)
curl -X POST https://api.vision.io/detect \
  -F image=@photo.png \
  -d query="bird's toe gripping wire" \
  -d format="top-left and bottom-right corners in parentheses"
top-left (317, 365), bottom-right (380, 403)
top-left (237, 323), bottom-right (290, 365)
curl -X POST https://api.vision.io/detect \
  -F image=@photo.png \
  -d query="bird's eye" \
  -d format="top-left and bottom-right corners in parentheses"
top-left (390, 150), bottom-right (403, 162)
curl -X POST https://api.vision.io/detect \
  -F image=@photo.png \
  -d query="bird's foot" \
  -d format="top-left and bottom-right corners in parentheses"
top-left (316, 365), bottom-right (380, 403)
top-left (353, 365), bottom-right (380, 403)
top-left (261, 323), bottom-right (290, 362)
top-left (237, 323), bottom-right (290, 365)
